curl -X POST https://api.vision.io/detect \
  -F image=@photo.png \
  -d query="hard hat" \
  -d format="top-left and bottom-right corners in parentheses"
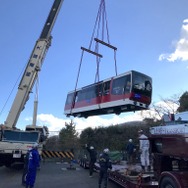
top-left (129, 139), bottom-right (132, 142)
top-left (138, 130), bottom-right (143, 134)
top-left (33, 142), bottom-right (39, 148)
top-left (90, 146), bottom-right (94, 150)
top-left (103, 148), bottom-right (109, 153)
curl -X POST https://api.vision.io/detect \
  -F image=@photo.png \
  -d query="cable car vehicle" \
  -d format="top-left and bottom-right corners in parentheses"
top-left (64, 70), bottom-right (152, 118)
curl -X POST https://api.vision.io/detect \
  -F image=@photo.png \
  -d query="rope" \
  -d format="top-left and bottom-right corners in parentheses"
top-left (114, 49), bottom-right (117, 76)
top-left (74, 49), bottom-right (84, 93)
top-left (89, 0), bottom-right (102, 50)
top-left (70, 49), bottom-right (85, 114)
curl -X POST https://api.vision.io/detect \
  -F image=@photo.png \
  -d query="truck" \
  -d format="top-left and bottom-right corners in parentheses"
top-left (0, 0), bottom-right (64, 167)
top-left (93, 112), bottom-right (188, 188)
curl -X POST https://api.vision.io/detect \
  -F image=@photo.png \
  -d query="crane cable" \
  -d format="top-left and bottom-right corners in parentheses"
top-left (91, 0), bottom-right (115, 82)
top-left (0, 65), bottom-right (25, 118)
top-left (70, 0), bottom-right (117, 114)
top-left (70, 50), bottom-right (84, 114)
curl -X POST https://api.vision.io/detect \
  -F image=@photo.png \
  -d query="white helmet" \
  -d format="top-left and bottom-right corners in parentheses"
top-left (129, 139), bottom-right (132, 142)
top-left (33, 143), bottom-right (39, 148)
top-left (90, 146), bottom-right (94, 150)
top-left (138, 130), bottom-right (143, 134)
top-left (103, 148), bottom-right (109, 153)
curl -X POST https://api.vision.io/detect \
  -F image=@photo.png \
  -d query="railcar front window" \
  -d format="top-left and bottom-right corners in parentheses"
top-left (132, 72), bottom-right (152, 97)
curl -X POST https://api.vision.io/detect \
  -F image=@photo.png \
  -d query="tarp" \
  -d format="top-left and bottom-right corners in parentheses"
top-left (109, 151), bottom-right (123, 163)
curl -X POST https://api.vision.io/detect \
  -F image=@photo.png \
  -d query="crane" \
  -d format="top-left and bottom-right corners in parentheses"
top-left (4, 0), bottom-right (64, 129)
top-left (0, 0), bottom-right (64, 168)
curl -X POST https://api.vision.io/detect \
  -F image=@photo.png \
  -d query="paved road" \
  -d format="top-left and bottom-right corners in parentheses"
top-left (0, 161), bottom-right (121, 188)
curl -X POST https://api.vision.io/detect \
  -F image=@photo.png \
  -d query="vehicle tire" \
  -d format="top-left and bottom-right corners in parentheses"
top-left (160, 176), bottom-right (178, 188)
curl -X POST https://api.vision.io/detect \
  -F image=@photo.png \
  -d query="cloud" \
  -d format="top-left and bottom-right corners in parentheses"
top-left (24, 98), bottom-right (180, 135)
top-left (37, 114), bottom-right (66, 131)
top-left (36, 112), bottom-right (144, 135)
top-left (159, 19), bottom-right (188, 62)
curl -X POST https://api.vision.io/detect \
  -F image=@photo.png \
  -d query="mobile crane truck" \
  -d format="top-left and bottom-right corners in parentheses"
top-left (0, 0), bottom-right (64, 167)
top-left (98, 111), bottom-right (188, 188)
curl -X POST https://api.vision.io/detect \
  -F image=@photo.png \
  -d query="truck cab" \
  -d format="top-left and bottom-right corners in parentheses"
top-left (149, 115), bottom-right (188, 188)
top-left (0, 0), bottom-right (63, 168)
top-left (25, 125), bottom-right (48, 143)
top-left (0, 129), bottom-right (41, 167)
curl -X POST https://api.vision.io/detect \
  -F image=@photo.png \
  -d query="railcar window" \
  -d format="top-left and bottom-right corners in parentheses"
top-left (66, 93), bottom-right (74, 104)
top-left (75, 92), bottom-right (79, 102)
top-left (86, 86), bottom-right (96, 99)
top-left (112, 74), bottom-right (131, 95)
top-left (96, 83), bottom-right (102, 97)
top-left (78, 86), bottom-right (97, 101)
top-left (103, 81), bottom-right (110, 95)
top-left (77, 90), bottom-right (84, 101)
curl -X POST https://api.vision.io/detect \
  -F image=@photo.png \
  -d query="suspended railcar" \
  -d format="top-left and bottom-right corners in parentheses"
top-left (64, 70), bottom-right (152, 118)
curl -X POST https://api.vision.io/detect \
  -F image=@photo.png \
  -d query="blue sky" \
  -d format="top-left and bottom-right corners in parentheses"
top-left (0, 0), bottom-right (188, 133)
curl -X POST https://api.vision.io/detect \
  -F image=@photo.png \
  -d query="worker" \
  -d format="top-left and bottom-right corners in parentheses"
top-left (85, 144), bottom-right (97, 177)
top-left (138, 130), bottom-right (150, 172)
top-left (98, 148), bottom-right (112, 188)
top-left (22, 148), bottom-right (32, 186)
top-left (126, 139), bottom-right (135, 164)
top-left (25, 143), bottom-right (40, 188)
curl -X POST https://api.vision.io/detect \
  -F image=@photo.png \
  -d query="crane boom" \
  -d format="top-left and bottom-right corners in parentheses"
top-left (4, 0), bottom-right (64, 128)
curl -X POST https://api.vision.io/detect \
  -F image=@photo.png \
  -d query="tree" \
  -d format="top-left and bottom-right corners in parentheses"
top-left (177, 91), bottom-right (188, 112)
top-left (79, 127), bottom-right (94, 145)
top-left (59, 120), bottom-right (79, 151)
top-left (149, 94), bottom-right (180, 120)
top-left (43, 125), bottom-right (49, 136)
top-left (45, 135), bottom-right (60, 151)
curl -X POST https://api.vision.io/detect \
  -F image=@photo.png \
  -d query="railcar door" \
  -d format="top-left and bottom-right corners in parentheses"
top-left (99, 80), bottom-right (111, 110)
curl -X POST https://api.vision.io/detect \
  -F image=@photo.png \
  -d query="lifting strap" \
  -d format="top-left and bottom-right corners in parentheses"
top-left (89, 0), bottom-right (118, 82)
top-left (70, 0), bottom-right (118, 114)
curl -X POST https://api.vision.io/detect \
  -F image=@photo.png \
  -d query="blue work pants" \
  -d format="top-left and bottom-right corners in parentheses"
top-left (99, 168), bottom-right (108, 188)
top-left (26, 167), bottom-right (37, 187)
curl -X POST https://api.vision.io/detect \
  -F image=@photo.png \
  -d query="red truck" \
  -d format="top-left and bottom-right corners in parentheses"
top-left (95, 112), bottom-right (188, 188)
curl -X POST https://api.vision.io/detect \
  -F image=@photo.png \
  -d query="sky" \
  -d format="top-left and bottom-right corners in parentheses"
top-left (0, 0), bottom-right (188, 134)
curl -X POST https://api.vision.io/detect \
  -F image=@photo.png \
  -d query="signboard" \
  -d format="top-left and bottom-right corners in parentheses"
top-left (150, 124), bottom-right (188, 135)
